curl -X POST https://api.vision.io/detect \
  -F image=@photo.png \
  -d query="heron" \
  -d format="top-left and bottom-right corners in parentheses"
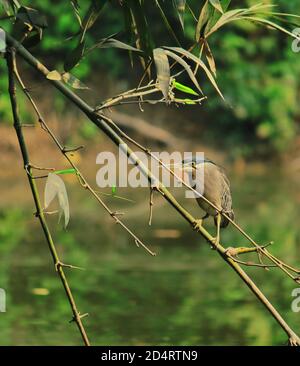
top-left (181, 157), bottom-right (234, 246)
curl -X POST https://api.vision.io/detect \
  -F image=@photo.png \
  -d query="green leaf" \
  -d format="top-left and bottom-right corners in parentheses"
top-left (93, 37), bottom-right (141, 52)
top-left (44, 173), bottom-right (70, 229)
top-left (183, 99), bottom-right (197, 105)
top-left (172, 80), bottom-right (199, 96)
top-left (46, 70), bottom-right (62, 81)
top-left (54, 168), bottom-right (77, 175)
top-left (62, 72), bottom-right (89, 90)
top-left (64, 40), bottom-right (85, 72)
top-left (153, 48), bottom-right (170, 99)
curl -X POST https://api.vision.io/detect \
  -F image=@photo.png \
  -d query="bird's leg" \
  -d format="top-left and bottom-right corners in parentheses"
top-left (211, 212), bottom-right (221, 249)
top-left (192, 213), bottom-right (209, 232)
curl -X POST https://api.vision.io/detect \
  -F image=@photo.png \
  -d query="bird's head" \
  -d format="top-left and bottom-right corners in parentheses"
top-left (181, 157), bottom-right (214, 173)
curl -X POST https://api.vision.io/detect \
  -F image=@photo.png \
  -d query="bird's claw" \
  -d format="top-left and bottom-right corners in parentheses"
top-left (192, 219), bottom-right (203, 232)
top-left (210, 236), bottom-right (220, 249)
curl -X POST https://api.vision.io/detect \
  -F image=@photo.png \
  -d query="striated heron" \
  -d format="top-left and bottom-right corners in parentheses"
top-left (182, 157), bottom-right (234, 246)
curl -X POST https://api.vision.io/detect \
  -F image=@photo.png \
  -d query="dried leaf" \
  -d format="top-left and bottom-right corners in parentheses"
top-left (164, 46), bottom-right (223, 99)
top-left (204, 41), bottom-right (216, 77)
top-left (174, 0), bottom-right (186, 30)
top-left (153, 48), bottom-right (170, 99)
top-left (209, 0), bottom-right (223, 14)
top-left (195, 0), bottom-right (210, 42)
top-left (163, 49), bottom-right (203, 95)
top-left (44, 173), bottom-right (70, 228)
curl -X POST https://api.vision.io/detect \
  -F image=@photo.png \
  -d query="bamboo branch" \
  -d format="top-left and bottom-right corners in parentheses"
top-left (5, 33), bottom-right (300, 345)
top-left (5, 47), bottom-right (91, 346)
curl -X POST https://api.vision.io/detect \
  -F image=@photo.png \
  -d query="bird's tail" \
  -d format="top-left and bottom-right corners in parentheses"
top-left (215, 210), bottom-right (235, 228)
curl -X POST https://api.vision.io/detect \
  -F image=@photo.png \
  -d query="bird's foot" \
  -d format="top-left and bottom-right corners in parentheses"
top-left (192, 219), bottom-right (203, 232)
top-left (210, 236), bottom-right (220, 249)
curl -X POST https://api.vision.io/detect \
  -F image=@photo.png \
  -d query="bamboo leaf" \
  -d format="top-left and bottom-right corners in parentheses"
top-left (64, 40), bottom-right (85, 72)
top-left (203, 0), bottom-right (231, 38)
top-left (44, 173), bottom-right (70, 228)
top-left (54, 168), bottom-right (77, 175)
top-left (94, 37), bottom-right (141, 52)
top-left (80, 0), bottom-right (107, 40)
top-left (209, 0), bottom-right (223, 14)
top-left (182, 98), bottom-right (197, 104)
top-left (128, 0), bottom-right (153, 56)
top-left (242, 16), bottom-right (300, 40)
top-left (205, 8), bottom-right (245, 37)
top-left (173, 0), bottom-right (186, 30)
top-left (164, 46), bottom-right (224, 99)
top-left (204, 41), bottom-right (216, 77)
top-left (196, 0), bottom-right (210, 42)
top-left (153, 48), bottom-right (170, 99)
top-left (172, 80), bottom-right (199, 96)
top-left (163, 49), bottom-right (203, 95)
top-left (155, 0), bottom-right (181, 46)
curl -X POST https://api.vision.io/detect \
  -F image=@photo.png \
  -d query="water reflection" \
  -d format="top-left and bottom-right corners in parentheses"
top-left (0, 170), bottom-right (299, 345)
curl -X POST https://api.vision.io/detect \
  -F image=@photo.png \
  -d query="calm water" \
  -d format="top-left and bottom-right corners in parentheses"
top-left (0, 169), bottom-right (300, 345)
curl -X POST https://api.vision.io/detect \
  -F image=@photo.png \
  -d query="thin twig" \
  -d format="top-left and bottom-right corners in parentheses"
top-left (6, 47), bottom-right (90, 346)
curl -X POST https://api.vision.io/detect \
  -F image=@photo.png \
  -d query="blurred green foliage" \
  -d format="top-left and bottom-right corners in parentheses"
top-left (0, 0), bottom-right (299, 155)
top-left (198, 0), bottom-right (300, 155)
